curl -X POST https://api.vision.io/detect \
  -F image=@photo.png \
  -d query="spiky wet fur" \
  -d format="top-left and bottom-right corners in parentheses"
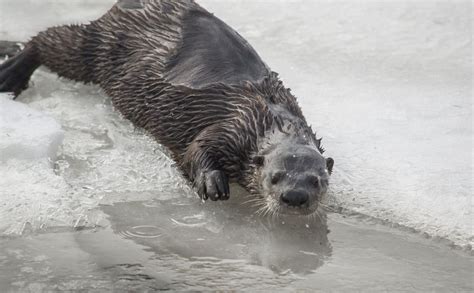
top-left (1, 0), bottom-right (327, 203)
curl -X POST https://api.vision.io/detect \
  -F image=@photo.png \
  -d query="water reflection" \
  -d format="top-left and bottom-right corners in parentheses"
top-left (101, 187), bottom-right (332, 274)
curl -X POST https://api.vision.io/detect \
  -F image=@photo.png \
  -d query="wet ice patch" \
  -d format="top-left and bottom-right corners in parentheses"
top-left (102, 196), bottom-right (330, 274)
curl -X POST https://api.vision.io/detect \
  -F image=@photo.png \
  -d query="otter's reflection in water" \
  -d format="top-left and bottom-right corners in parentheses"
top-left (101, 187), bottom-right (332, 275)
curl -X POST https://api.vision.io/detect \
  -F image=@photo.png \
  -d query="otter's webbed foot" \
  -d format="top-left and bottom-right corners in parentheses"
top-left (195, 170), bottom-right (230, 201)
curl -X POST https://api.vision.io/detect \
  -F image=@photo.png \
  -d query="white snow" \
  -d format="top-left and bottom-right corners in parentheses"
top-left (0, 95), bottom-right (64, 162)
top-left (0, 0), bottom-right (472, 248)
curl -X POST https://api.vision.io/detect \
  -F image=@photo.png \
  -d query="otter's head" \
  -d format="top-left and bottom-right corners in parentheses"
top-left (253, 144), bottom-right (334, 215)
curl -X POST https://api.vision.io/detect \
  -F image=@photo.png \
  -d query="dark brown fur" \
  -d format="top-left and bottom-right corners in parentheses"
top-left (0, 0), bottom-right (333, 207)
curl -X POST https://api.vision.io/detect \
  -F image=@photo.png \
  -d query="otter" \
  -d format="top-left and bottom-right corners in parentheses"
top-left (0, 41), bottom-right (22, 58)
top-left (0, 0), bottom-right (334, 215)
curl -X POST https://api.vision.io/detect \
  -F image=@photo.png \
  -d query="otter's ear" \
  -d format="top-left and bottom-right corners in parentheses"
top-left (253, 155), bottom-right (265, 166)
top-left (326, 157), bottom-right (334, 175)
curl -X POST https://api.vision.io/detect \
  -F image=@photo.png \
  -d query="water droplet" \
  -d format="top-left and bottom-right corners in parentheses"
top-left (121, 225), bottom-right (162, 239)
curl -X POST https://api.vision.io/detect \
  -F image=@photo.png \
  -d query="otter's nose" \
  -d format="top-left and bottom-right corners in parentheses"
top-left (281, 191), bottom-right (309, 207)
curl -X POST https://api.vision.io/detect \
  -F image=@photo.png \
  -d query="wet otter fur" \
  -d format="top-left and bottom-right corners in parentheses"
top-left (0, 0), bottom-right (334, 214)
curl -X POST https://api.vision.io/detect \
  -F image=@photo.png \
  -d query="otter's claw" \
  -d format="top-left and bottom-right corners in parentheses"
top-left (195, 170), bottom-right (230, 201)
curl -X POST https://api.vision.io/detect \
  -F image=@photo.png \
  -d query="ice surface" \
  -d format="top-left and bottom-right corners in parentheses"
top-left (0, 95), bottom-right (64, 162)
top-left (0, 94), bottom-right (67, 234)
top-left (0, 0), bottom-right (115, 41)
top-left (0, 0), bottom-right (472, 251)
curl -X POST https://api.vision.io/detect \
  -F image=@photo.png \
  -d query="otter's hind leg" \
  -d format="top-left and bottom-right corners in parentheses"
top-left (0, 44), bottom-right (40, 97)
top-left (30, 25), bottom-right (99, 84)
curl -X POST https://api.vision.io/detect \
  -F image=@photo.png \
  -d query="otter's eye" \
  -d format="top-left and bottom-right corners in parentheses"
top-left (314, 178), bottom-right (320, 188)
top-left (271, 172), bottom-right (284, 185)
top-left (308, 175), bottom-right (319, 188)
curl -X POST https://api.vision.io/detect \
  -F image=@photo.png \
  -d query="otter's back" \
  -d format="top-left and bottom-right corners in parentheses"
top-left (164, 9), bottom-right (270, 88)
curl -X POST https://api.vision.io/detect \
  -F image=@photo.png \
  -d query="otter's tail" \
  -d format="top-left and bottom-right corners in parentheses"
top-left (0, 43), bottom-right (40, 98)
top-left (0, 23), bottom-right (99, 98)
top-left (0, 41), bottom-right (22, 58)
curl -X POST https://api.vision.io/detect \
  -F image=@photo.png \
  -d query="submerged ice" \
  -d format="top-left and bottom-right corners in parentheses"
top-left (0, 0), bottom-right (472, 253)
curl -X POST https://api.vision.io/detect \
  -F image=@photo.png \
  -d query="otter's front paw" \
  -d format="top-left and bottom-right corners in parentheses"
top-left (195, 170), bottom-right (230, 201)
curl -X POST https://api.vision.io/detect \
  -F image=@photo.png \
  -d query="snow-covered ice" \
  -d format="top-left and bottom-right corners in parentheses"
top-left (0, 94), bottom-right (67, 234)
top-left (0, 95), bottom-right (64, 162)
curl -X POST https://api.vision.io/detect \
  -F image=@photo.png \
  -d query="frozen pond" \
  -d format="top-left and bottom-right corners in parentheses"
top-left (0, 0), bottom-right (472, 291)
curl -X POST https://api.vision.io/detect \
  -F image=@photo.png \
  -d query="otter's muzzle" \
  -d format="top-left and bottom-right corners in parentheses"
top-left (280, 190), bottom-right (309, 207)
